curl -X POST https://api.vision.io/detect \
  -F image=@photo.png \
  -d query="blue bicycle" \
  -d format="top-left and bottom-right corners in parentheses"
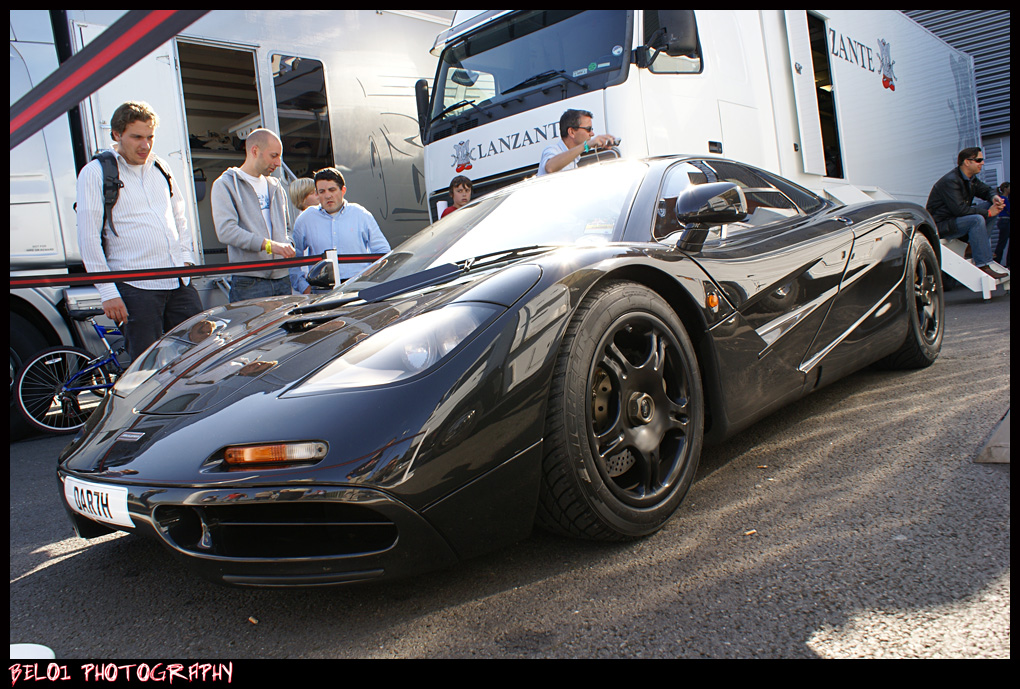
top-left (14, 308), bottom-right (126, 434)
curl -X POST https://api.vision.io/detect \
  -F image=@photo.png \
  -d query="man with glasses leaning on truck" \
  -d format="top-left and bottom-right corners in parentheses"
top-left (537, 109), bottom-right (619, 177)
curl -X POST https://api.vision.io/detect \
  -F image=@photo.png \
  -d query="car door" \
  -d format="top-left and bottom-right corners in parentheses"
top-left (797, 204), bottom-right (912, 387)
top-left (655, 159), bottom-right (856, 427)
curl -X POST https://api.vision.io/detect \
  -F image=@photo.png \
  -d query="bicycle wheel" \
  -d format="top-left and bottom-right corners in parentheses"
top-left (15, 347), bottom-right (113, 434)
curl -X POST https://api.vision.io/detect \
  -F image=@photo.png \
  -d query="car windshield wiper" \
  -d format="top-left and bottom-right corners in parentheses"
top-left (288, 246), bottom-right (560, 315)
top-left (503, 70), bottom-right (588, 95)
top-left (456, 245), bottom-right (560, 272)
top-left (429, 98), bottom-right (491, 125)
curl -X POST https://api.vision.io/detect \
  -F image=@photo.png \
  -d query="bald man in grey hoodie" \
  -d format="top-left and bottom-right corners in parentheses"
top-left (212, 128), bottom-right (296, 302)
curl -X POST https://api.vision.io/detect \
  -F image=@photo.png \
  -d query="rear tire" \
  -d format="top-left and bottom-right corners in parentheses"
top-left (14, 347), bottom-right (111, 434)
top-left (879, 233), bottom-right (944, 369)
top-left (538, 282), bottom-right (704, 541)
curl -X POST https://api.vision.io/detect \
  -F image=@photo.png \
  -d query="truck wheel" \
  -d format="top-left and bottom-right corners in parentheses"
top-left (538, 282), bottom-right (704, 540)
top-left (10, 313), bottom-right (50, 440)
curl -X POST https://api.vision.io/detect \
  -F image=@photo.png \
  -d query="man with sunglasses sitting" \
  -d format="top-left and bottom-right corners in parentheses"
top-left (537, 109), bottom-right (618, 177)
top-left (927, 147), bottom-right (1008, 279)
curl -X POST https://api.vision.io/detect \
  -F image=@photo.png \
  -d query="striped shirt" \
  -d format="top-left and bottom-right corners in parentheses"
top-left (76, 150), bottom-right (196, 302)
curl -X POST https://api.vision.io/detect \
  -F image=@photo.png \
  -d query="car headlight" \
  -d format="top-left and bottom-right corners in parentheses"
top-left (113, 316), bottom-right (227, 397)
top-left (113, 337), bottom-right (194, 397)
top-left (287, 303), bottom-right (501, 394)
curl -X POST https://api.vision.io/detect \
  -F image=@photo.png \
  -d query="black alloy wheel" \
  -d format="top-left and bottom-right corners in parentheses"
top-left (880, 232), bottom-right (944, 369)
top-left (539, 281), bottom-right (704, 540)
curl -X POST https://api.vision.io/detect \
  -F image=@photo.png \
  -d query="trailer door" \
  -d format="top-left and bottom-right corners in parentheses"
top-left (72, 21), bottom-right (201, 258)
top-left (783, 10), bottom-right (827, 177)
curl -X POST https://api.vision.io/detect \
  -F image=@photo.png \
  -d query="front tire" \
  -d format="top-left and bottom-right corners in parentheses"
top-left (538, 282), bottom-right (704, 540)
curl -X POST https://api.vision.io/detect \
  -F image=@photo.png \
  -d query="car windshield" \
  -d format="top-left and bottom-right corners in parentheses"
top-left (341, 161), bottom-right (648, 292)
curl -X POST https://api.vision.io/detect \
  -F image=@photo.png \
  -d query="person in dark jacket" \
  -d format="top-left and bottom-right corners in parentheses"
top-left (926, 147), bottom-right (1007, 279)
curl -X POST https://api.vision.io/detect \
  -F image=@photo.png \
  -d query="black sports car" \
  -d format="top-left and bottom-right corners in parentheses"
top-left (57, 157), bottom-right (944, 586)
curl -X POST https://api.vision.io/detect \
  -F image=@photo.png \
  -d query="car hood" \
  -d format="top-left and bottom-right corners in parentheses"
top-left (115, 264), bottom-right (544, 417)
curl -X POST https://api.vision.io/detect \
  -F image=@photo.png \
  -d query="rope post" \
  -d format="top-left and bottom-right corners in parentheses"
top-left (326, 249), bottom-right (340, 288)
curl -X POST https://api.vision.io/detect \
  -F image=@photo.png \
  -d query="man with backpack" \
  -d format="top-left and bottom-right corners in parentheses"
top-left (76, 101), bottom-right (203, 361)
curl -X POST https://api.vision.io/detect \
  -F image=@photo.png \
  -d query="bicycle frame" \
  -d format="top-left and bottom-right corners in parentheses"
top-left (62, 319), bottom-right (125, 395)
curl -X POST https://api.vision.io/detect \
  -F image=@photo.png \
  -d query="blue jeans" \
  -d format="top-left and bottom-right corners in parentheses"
top-left (942, 203), bottom-right (997, 267)
top-left (229, 275), bottom-right (292, 303)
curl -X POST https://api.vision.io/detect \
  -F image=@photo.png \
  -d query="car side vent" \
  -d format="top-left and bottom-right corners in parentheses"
top-left (281, 314), bottom-right (344, 332)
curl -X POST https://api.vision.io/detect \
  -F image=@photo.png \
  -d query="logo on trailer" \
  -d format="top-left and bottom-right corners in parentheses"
top-left (878, 39), bottom-right (896, 91)
top-left (829, 27), bottom-right (897, 93)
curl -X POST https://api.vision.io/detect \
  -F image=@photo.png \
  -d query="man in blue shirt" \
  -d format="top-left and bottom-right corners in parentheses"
top-left (290, 167), bottom-right (391, 293)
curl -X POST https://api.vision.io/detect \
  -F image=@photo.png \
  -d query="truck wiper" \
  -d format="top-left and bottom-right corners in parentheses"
top-left (429, 98), bottom-right (491, 125)
top-left (503, 70), bottom-right (588, 95)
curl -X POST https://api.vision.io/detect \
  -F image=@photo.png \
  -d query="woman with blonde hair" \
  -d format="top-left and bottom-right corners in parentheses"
top-left (288, 177), bottom-right (318, 212)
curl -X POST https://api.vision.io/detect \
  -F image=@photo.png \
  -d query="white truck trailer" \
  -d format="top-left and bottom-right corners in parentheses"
top-left (416, 10), bottom-right (983, 216)
top-left (10, 9), bottom-right (453, 435)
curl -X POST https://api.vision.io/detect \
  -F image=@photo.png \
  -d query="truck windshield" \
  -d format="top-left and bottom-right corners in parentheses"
top-left (428, 10), bottom-right (629, 143)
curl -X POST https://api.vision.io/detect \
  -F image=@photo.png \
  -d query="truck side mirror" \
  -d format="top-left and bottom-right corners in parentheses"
top-left (639, 10), bottom-right (698, 67)
top-left (654, 10), bottom-right (699, 57)
top-left (306, 259), bottom-right (336, 290)
top-left (415, 78), bottom-right (430, 140)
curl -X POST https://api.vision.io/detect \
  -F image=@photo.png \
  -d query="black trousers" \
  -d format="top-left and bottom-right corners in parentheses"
top-left (117, 281), bottom-right (204, 362)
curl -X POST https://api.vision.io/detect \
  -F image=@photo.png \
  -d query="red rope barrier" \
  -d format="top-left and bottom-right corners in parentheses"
top-left (10, 253), bottom-right (384, 290)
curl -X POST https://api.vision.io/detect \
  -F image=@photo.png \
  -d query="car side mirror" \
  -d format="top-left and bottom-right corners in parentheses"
top-left (306, 259), bottom-right (336, 290)
top-left (672, 182), bottom-right (747, 252)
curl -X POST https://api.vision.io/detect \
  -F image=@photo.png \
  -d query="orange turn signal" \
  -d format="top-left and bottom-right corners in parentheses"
top-left (706, 294), bottom-right (720, 309)
top-left (224, 442), bottom-right (327, 466)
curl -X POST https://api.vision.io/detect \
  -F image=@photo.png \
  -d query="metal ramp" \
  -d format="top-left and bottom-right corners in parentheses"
top-left (940, 238), bottom-right (1010, 300)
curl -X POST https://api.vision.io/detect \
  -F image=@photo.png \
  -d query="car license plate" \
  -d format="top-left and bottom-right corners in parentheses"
top-left (64, 476), bottom-right (134, 529)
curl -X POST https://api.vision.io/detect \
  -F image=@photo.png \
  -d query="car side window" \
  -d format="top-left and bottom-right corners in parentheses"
top-left (655, 159), bottom-right (816, 242)
top-left (692, 160), bottom-right (799, 224)
top-left (756, 168), bottom-right (828, 214)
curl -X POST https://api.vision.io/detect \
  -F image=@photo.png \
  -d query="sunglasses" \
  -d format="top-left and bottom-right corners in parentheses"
top-left (969, 158), bottom-right (985, 163)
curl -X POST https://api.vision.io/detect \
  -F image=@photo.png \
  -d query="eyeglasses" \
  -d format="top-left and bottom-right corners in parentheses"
top-left (573, 126), bottom-right (594, 133)
top-left (969, 158), bottom-right (985, 163)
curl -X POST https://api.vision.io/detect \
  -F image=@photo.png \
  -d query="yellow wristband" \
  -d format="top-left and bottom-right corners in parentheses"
top-left (263, 239), bottom-right (272, 255)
